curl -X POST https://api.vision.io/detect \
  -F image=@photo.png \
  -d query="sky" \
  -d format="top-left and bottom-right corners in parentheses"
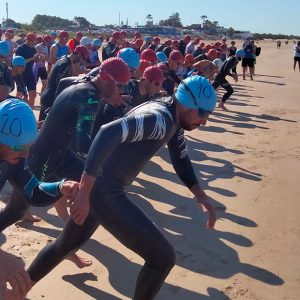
top-left (1, 0), bottom-right (299, 35)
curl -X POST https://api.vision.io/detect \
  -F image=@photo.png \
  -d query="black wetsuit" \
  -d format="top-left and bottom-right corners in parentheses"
top-left (0, 158), bottom-right (64, 231)
top-left (102, 42), bottom-right (119, 61)
top-left (212, 56), bottom-right (238, 103)
top-left (39, 56), bottom-right (73, 120)
top-left (28, 97), bottom-right (199, 300)
top-left (0, 81), bottom-right (101, 230)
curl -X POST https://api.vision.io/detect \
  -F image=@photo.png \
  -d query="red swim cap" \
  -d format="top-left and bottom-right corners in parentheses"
top-left (26, 33), bottom-right (36, 42)
top-left (99, 57), bottom-right (131, 84)
top-left (58, 31), bottom-right (69, 40)
top-left (76, 31), bottom-right (83, 39)
top-left (143, 66), bottom-right (164, 83)
top-left (169, 50), bottom-right (184, 62)
top-left (184, 54), bottom-right (194, 64)
top-left (140, 48), bottom-right (157, 64)
top-left (74, 45), bottom-right (89, 61)
top-left (43, 35), bottom-right (52, 44)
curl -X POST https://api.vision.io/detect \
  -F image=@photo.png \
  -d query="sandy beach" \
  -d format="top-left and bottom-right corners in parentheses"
top-left (1, 40), bottom-right (300, 299)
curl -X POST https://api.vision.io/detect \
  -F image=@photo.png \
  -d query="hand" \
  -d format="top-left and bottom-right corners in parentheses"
top-left (70, 188), bottom-right (90, 225)
top-left (232, 73), bottom-right (238, 82)
top-left (196, 196), bottom-right (216, 229)
top-left (0, 250), bottom-right (32, 299)
top-left (59, 181), bottom-right (79, 199)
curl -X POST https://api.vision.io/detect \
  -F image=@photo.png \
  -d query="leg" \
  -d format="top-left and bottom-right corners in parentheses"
top-left (0, 189), bottom-right (31, 231)
top-left (28, 90), bottom-right (36, 108)
top-left (91, 190), bottom-right (176, 300)
top-left (40, 80), bottom-right (47, 94)
top-left (28, 214), bottom-right (99, 282)
top-left (218, 80), bottom-right (233, 110)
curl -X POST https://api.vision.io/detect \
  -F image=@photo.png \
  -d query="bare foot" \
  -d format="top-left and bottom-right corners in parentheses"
top-left (65, 252), bottom-right (92, 268)
top-left (218, 102), bottom-right (229, 111)
top-left (22, 212), bottom-right (41, 223)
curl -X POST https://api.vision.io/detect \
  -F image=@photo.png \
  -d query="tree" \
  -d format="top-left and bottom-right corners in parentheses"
top-left (73, 16), bottom-right (90, 29)
top-left (227, 27), bottom-right (235, 38)
top-left (159, 12), bottom-right (183, 28)
top-left (200, 15), bottom-right (207, 26)
top-left (31, 14), bottom-right (73, 30)
top-left (2, 18), bottom-right (19, 28)
top-left (146, 14), bottom-right (153, 27)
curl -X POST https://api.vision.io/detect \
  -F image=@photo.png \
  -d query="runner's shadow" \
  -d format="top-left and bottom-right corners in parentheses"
top-left (254, 80), bottom-right (286, 86)
top-left (256, 74), bottom-right (284, 78)
top-left (126, 183), bottom-right (283, 287)
top-left (198, 125), bottom-right (245, 135)
top-left (63, 273), bottom-right (122, 300)
top-left (22, 224), bottom-right (227, 299)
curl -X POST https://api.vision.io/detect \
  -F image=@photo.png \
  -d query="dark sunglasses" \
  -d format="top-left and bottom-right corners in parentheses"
top-left (180, 81), bottom-right (211, 118)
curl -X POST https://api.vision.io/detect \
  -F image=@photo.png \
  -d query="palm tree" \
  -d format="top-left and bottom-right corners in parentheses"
top-left (200, 15), bottom-right (207, 27)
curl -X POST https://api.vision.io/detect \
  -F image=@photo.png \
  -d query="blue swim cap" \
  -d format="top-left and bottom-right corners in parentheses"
top-left (117, 48), bottom-right (140, 70)
top-left (92, 38), bottom-right (102, 47)
top-left (235, 49), bottom-right (245, 58)
top-left (12, 56), bottom-right (26, 67)
top-left (156, 51), bottom-right (168, 63)
top-left (175, 75), bottom-right (216, 112)
top-left (144, 36), bottom-right (152, 43)
top-left (0, 99), bottom-right (37, 147)
top-left (0, 41), bottom-right (10, 57)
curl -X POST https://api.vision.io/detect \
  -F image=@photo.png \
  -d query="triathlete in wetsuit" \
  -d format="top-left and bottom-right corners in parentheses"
top-left (212, 49), bottom-right (245, 110)
top-left (159, 50), bottom-right (183, 96)
top-left (38, 45), bottom-right (89, 121)
top-left (28, 75), bottom-right (217, 300)
top-left (0, 99), bottom-right (78, 231)
top-left (0, 58), bottom-right (131, 229)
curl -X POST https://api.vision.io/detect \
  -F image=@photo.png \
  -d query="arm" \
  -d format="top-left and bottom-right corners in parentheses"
top-left (11, 159), bottom-right (78, 207)
top-left (167, 128), bottom-right (216, 228)
top-left (49, 44), bottom-right (58, 65)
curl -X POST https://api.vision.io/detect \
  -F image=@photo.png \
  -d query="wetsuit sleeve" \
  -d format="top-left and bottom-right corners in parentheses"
top-left (75, 97), bottom-right (99, 154)
top-left (10, 160), bottom-right (63, 207)
top-left (167, 128), bottom-right (198, 188)
top-left (85, 112), bottom-right (173, 177)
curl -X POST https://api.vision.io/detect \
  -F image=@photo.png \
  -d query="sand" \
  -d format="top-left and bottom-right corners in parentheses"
top-left (1, 40), bottom-right (300, 299)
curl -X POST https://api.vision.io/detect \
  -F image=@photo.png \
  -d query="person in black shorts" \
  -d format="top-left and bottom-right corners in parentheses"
top-left (293, 41), bottom-right (300, 71)
top-left (212, 49), bottom-right (245, 110)
top-left (26, 75), bottom-right (218, 300)
top-left (242, 39), bottom-right (255, 80)
top-left (15, 33), bottom-right (39, 108)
